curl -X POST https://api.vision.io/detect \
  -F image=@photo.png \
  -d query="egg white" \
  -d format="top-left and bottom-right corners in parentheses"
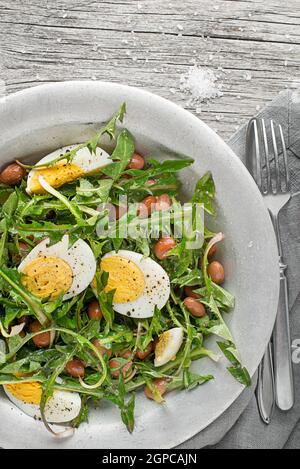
top-left (154, 327), bottom-right (184, 367)
top-left (26, 144), bottom-right (111, 195)
top-left (18, 234), bottom-right (96, 300)
top-left (4, 384), bottom-right (81, 423)
top-left (102, 250), bottom-right (170, 319)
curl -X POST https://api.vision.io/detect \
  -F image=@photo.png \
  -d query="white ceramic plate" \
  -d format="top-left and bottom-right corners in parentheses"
top-left (0, 82), bottom-right (279, 449)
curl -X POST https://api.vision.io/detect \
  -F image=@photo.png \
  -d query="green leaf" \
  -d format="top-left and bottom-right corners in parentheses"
top-left (102, 129), bottom-right (135, 181)
top-left (87, 103), bottom-right (126, 154)
top-left (38, 177), bottom-right (84, 224)
top-left (217, 341), bottom-right (251, 387)
top-left (76, 178), bottom-right (113, 202)
top-left (148, 158), bottom-right (194, 173)
top-left (172, 268), bottom-right (203, 287)
top-left (192, 171), bottom-right (215, 215)
top-left (211, 283), bottom-right (235, 310)
top-left (0, 267), bottom-right (48, 325)
top-left (0, 358), bottom-right (41, 375)
top-left (2, 192), bottom-right (18, 219)
top-left (183, 371), bottom-right (214, 390)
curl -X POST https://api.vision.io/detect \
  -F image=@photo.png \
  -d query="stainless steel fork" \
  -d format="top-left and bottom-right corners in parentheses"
top-left (246, 118), bottom-right (294, 416)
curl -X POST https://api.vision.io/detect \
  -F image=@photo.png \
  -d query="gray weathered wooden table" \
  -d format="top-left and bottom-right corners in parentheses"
top-left (0, 0), bottom-right (299, 141)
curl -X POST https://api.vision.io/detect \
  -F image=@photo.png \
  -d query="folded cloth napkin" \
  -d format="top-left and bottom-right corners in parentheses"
top-left (178, 90), bottom-right (300, 449)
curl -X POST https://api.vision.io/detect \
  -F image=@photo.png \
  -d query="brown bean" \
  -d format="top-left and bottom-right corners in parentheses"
top-left (19, 331), bottom-right (26, 338)
top-left (155, 194), bottom-right (171, 212)
top-left (207, 261), bottom-right (225, 284)
top-left (92, 339), bottom-right (112, 358)
top-left (154, 236), bottom-right (176, 260)
top-left (138, 196), bottom-right (157, 218)
top-left (109, 358), bottom-right (133, 379)
top-left (136, 342), bottom-right (153, 360)
top-left (19, 242), bottom-right (29, 253)
top-left (118, 349), bottom-right (132, 359)
top-left (146, 179), bottom-right (156, 186)
top-left (144, 378), bottom-right (168, 401)
top-left (208, 244), bottom-right (217, 259)
top-left (127, 153), bottom-right (145, 170)
top-left (183, 297), bottom-right (206, 318)
top-left (66, 359), bottom-right (85, 378)
top-left (0, 163), bottom-right (26, 186)
top-left (184, 286), bottom-right (201, 299)
top-left (29, 321), bottom-right (51, 348)
top-left (87, 300), bottom-right (103, 321)
top-left (11, 241), bottom-right (30, 264)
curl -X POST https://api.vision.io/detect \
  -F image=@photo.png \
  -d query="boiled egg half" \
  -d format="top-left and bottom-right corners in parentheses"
top-left (18, 234), bottom-right (96, 300)
top-left (4, 380), bottom-right (81, 423)
top-left (26, 144), bottom-right (111, 195)
top-left (98, 250), bottom-right (170, 319)
top-left (154, 327), bottom-right (184, 367)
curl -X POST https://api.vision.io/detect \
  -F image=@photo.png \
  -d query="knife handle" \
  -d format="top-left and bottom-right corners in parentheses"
top-left (273, 260), bottom-right (294, 411)
top-left (257, 343), bottom-right (275, 424)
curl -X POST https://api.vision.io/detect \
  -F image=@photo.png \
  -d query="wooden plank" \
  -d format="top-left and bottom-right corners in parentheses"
top-left (0, 0), bottom-right (299, 140)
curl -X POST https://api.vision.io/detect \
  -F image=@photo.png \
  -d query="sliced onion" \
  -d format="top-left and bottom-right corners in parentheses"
top-left (49, 326), bottom-right (56, 348)
top-left (124, 367), bottom-right (137, 384)
top-left (0, 321), bottom-right (25, 338)
top-left (78, 365), bottom-right (105, 390)
top-left (204, 232), bottom-right (225, 261)
top-left (40, 407), bottom-right (75, 439)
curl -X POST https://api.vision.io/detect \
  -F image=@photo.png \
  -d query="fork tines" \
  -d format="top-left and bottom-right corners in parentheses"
top-left (250, 118), bottom-right (290, 195)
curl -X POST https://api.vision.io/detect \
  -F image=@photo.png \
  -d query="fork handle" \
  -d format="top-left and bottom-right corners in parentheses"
top-left (273, 258), bottom-right (294, 411)
top-left (256, 343), bottom-right (275, 424)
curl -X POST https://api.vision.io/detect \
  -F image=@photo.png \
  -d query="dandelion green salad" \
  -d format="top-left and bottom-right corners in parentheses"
top-left (0, 104), bottom-right (250, 436)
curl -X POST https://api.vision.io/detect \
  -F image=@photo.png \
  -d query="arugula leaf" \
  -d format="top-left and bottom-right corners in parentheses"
top-left (101, 129), bottom-right (135, 181)
top-left (76, 178), bottom-right (113, 202)
top-left (0, 267), bottom-right (48, 325)
top-left (87, 103), bottom-right (126, 154)
top-left (0, 358), bottom-right (41, 375)
top-left (171, 268), bottom-right (203, 287)
top-left (192, 171), bottom-right (215, 215)
top-left (183, 371), bottom-right (214, 390)
top-left (217, 341), bottom-right (251, 387)
top-left (141, 307), bottom-right (163, 349)
top-left (2, 192), bottom-right (18, 219)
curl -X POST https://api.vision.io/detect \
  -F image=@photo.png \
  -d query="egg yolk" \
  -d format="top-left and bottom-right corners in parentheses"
top-left (155, 331), bottom-right (171, 360)
top-left (21, 256), bottom-right (73, 299)
top-left (100, 256), bottom-right (145, 303)
top-left (5, 382), bottom-right (42, 405)
top-left (29, 161), bottom-right (85, 194)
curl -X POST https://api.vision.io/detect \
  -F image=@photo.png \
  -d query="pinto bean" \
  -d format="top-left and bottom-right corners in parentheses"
top-left (92, 339), bottom-right (112, 358)
top-left (127, 153), bottom-right (145, 170)
top-left (109, 358), bottom-right (133, 379)
top-left (153, 236), bottom-right (176, 260)
top-left (0, 163), bottom-right (26, 186)
top-left (144, 378), bottom-right (168, 400)
top-left (138, 196), bottom-right (157, 218)
top-left (184, 286), bottom-right (201, 299)
top-left (207, 261), bottom-right (225, 284)
top-left (29, 321), bottom-right (51, 348)
top-left (136, 342), bottom-right (153, 360)
top-left (118, 349), bottom-right (132, 359)
top-left (87, 300), bottom-right (103, 320)
top-left (66, 359), bottom-right (85, 378)
top-left (183, 297), bottom-right (206, 318)
top-left (155, 194), bottom-right (172, 212)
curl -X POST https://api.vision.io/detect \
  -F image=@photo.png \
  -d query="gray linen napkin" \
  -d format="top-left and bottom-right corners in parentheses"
top-left (178, 90), bottom-right (300, 449)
